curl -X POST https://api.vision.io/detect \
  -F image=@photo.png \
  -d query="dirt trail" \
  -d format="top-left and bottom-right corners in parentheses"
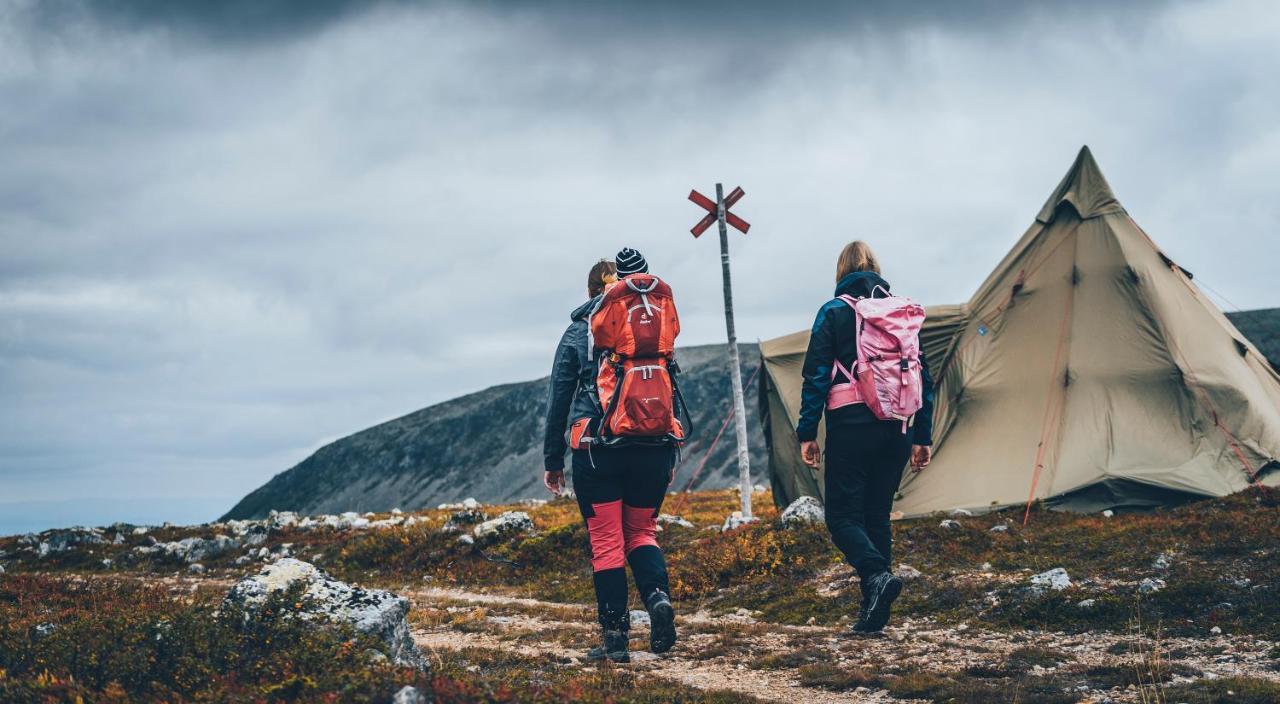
top-left (405, 586), bottom-right (1280, 704)
top-left (408, 588), bottom-right (887, 704)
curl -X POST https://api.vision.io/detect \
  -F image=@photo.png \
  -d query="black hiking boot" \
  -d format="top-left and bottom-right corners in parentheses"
top-left (646, 589), bottom-right (677, 654)
top-left (849, 594), bottom-right (873, 634)
top-left (586, 629), bottom-right (630, 663)
top-left (862, 571), bottom-right (903, 632)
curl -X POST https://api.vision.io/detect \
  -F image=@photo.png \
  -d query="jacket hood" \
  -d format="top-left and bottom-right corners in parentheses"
top-left (835, 271), bottom-right (891, 298)
top-left (570, 295), bottom-right (601, 322)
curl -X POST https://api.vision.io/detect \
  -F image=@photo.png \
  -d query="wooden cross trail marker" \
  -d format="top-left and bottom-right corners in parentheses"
top-left (688, 187), bottom-right (750, 237)
top-left (687, 183), bottom-right (755, 518)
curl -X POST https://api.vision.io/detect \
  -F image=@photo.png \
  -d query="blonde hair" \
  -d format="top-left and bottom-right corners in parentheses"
top-left (835, 240), bottom-right (880, 283)
top-left (587, 259), bottom-right (617, 298)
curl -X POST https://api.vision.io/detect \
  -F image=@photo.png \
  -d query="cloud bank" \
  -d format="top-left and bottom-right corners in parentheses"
top-left (2, 0), bottom-right (1277, 531)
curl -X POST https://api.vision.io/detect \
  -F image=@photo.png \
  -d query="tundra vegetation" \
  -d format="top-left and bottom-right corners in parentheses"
top-left (2, 488), bottom-right (1279, 702)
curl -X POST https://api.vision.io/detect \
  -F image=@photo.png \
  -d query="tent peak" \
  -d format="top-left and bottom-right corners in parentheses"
top-left (1035, 145), bottom-right (1124, 223)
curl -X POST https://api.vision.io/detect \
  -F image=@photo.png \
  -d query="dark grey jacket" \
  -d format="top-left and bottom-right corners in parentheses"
top-left (543, 297), bottom-right (604, 472)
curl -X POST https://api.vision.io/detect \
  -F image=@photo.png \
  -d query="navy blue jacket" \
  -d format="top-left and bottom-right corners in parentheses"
top-left (796, 272), bottom-right (935, 445)
top-left (543, 297), bottom-right (604, 472)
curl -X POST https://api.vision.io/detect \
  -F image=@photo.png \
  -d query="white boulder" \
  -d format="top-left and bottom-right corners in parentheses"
top-left (894, 564), bottom-right (924, 581)
top-left (1139, 577), bottom-right (1166, 594)
top-left (393, 686), bottom-right (427, 704)
top-left (1029, 567), bottom-right (1073, 592)
top-left (473, 512), bottom-right (534, 542)
top-left (939, 519), bottom-right (961, 530)
top-left (223, 558), bottom-right (426, 669)
top-left (721, 511), bottom-right (758, 532)
top-left (989, 524), bottom-right (1009, 533)
top-left (657, 514), bottom-right (694, 529)
top-left (780, 496), bottom-right (825, 528)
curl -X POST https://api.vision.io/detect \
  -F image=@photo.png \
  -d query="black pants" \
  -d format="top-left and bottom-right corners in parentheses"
top-left (572, 444), bottom-right (674, 630)
top-left (823, 421), bottom-right (912, 584)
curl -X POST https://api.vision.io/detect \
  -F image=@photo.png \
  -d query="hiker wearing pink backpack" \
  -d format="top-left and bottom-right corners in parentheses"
top-left (797, 240), bottom-right (935, 634)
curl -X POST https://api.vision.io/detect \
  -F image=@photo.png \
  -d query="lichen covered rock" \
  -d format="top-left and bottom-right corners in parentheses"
top-left (473, 511), bottom-right (534, 542)
top-left (223, 558), bottom-right (426, 669)
top-left (780, 496), bottom-right (825, 528)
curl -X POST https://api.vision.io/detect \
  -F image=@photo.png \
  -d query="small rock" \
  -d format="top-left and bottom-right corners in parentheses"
top-left (1102, 509), bottom-right (1114, 517)
top-left (1030, 567), bottom-right (1072, 592)
top-left (473, 511), bottom-right (534, 542)
top-left (949, 508), bottom-right (973, 517)
top-left (392, 685), bottom-right (426, 704)
top-left (1077, 599), bottom-right (1096, 609)
top-left (980, 562), bottom-right (993, 571)
top-left (1138, 577), bottom-right (1165, 594)
top-left (188, 563), bottom-right (206, 575)
top-left (34, 622), bottom-right (57, 639)
top-left (391, 508), bottom-right (403, 515)
top-left (989, 524), bottom-right (1009, 533)
top-left (132, 526), bottom-right (150, 535)
top-left (657, 514), bottom-right (694, 528)
top-left (457, 534), bottom-right (476, 546)
top-left (462, 497), bottom-right (480, 510)
top-left (721, 511), bottom-right (759, 531)
top-left (1210, 626), bottom-right (1222, 635)
top-left (779, 496), bottom-right (825, 528)
top-left (630, 609), bottom-right (651, 627)
top-left (894, 564), bottom-right (924, 581)
top-left (630, 650), bottom-right (659, 662)
top-left (1152, 551), bottom-right (1176, 571)
top-left (939, 519), bottom-right (961, 529)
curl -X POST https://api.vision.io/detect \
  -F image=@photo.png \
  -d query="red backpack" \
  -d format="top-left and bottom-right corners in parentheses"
top-left (590, 274), bottom-right (686, 444)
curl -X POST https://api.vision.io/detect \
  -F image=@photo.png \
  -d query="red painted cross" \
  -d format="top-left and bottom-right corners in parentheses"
top-left (688, 186), bottom-right (750, 237)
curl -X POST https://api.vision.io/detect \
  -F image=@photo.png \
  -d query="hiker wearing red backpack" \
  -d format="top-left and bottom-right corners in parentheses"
top-left (797, 240), bottom-right (935, 634)
top-left (542, 248), bottom-right (684, 663)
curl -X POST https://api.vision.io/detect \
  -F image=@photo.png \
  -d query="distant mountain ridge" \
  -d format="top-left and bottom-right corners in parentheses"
top-left (222, 344), bottom-right (766, 520)
top-left (222, 309), bottom-right (1279, 520)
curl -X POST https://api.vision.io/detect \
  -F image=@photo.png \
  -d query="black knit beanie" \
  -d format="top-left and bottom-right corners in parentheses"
top-left (615, 248), bottom-right (649, 276)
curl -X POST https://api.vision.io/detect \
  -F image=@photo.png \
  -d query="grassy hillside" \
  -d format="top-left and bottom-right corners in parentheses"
top-left (4, 487), bottom-right (1279, 702)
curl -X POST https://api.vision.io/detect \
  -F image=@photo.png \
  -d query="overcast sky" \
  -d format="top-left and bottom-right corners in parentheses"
top-left (2, 0), bottom-right (1278, 533)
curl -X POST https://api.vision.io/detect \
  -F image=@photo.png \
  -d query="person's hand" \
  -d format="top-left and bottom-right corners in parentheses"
top-left (544, 471), bottom-right (565, 496)
top-left (801, 440), bottom-right (821, 470)
top-left (910, 445), bottom-right (932, 472)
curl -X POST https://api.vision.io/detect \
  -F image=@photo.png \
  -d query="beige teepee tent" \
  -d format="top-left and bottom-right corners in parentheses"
top-left (761, 147), bottom-right (1280, 515)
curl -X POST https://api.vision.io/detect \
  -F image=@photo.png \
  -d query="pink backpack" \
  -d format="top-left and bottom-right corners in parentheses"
top-left (826, 288), bottom-right (926, 431)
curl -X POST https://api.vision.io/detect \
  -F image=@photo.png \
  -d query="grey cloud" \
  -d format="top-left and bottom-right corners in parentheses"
top-left (1, 0), bottom-right (1277, 533)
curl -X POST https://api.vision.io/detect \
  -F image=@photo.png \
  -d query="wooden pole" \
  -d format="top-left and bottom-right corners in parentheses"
top-left (716, 183), bottom-right (753, 518)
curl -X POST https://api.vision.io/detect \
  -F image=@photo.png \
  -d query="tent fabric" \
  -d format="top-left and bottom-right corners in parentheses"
top-left (761, 146), bottom-right (1280, 515)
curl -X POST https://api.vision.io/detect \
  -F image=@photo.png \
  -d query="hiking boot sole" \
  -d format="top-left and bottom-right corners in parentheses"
top-left (864, 575), bottom-right (903, 632)
top-left (649, 600), bottom-right (677, 654)
top-left (586, 649), bottom-right (631, 664)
